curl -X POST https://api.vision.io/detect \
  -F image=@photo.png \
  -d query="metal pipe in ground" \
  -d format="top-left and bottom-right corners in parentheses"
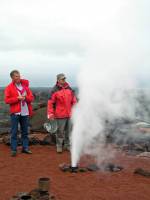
top-left (38, 177), bottom-right (50, 192)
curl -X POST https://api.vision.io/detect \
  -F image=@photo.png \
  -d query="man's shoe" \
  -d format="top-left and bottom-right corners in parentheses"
top-left (56, 146), bottom-right (62, 153)
top-left (22, 149), bottom-right (32, 154)
top-left (11, 151), bottom-right (17, 157)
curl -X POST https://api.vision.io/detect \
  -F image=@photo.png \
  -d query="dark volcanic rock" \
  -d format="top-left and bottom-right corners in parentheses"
top-left (29, 188), bottom-right (41, 199)
top-left (29, 136), bottom-right (41, 145)
top-left (86, 164), bottom-right (100, 171)
top-left (2, 135), bottom-right (11, 145)
top-left (104, 163), bottom-right (123, 172)
top-left (59, 163), bottom-right (88, 173)
top-left (0, 119), bottom-right (10, 135)
top-left (134, 168), bottom-right (150, 177)
top-left (137, 152), bottom-right (150, 158)
top-left (2, 133), bottom-right (56, 146)
top-left (78, 167), bottom-right (88, 173)
top-left (121, 140), bottom-right (150, 155)
top-left (59, 163), bottom-right (71, 172)
top-left (30, 107), bottom-right (47, 132)
top-left (40, 135), bottom-right (56, 145)
top-left (38, 102), bottom-right (47, 108)
top-left (59, 163), bottom-right (123, 173)
top-left (2, 135), bottom-right (22, 146)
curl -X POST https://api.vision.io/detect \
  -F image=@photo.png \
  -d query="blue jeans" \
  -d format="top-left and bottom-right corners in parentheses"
top-left (10, 114), bottom-right (29, 151)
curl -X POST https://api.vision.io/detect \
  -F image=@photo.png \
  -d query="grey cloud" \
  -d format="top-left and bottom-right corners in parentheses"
top-left (0, 29), bottom-right (86, 57)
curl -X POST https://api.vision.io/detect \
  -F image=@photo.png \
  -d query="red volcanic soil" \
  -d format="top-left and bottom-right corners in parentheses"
top-left (0, 144), bottom-right (150, 200)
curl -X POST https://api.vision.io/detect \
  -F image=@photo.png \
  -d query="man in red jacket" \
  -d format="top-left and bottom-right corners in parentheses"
top-left (4, 70), bottom-right (34, 156)
top-left (47, 73), bottom-right (77, 153)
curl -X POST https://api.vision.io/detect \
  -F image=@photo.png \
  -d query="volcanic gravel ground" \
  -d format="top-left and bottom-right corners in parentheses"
top-left (0, 144), bottom-right (150, 200)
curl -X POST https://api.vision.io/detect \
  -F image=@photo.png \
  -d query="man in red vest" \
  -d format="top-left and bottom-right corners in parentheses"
top-left (4, 70), bottom-right (34, 156)
top-left (47, 73), bottom-right (77, 153)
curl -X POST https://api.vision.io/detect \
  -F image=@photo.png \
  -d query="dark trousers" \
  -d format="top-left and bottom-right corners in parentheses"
top-left (10, 114), bottom-right (29, 151)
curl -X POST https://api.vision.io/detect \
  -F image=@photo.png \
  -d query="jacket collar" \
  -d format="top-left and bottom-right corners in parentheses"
top-left (12, 79), bottom-right (29, 87)
top-left (56, 82), bottom-right (70, 89)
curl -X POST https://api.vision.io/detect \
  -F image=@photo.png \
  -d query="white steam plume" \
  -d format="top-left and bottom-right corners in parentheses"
top-left (71, 0), bottom-right (150, 167)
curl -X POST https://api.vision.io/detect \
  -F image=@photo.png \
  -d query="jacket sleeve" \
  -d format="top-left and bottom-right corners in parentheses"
top-left (25, 88), bottom-right (34, 103)
top-left (47, 92), bottom-right (57, 118)
top-left (4, 87), bottom-right (19, 104)
top-left (71, 91), bottom-right (77, 106)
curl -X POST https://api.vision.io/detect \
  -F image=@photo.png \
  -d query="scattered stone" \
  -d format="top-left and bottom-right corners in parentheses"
top-left (134, 168), bottom-right (150, 177)
top-left (16, 192), bottom-right (29, 198)
top-left (87, 164), bottom-right (100, 172)
top-left (121, 142), bottom-right (150, 155)
top-left (50, 194), bottom-right (56, 200)
top-left (133, 144), bottom-right (146, 151)
top-left (137, 152), bottom-right (150, 158)
top-left (40, 135), bottom-right (56, 146)
top-left (38, 191), bottom-right (50, 200)
top-left (10, 196), bottom-right (20, 200)
top-left (2, 135), bottom-right (22, 146)
top-left (136, 122), bottom-right (150, 128)
top-left (29, 136), bottom-right (41, 145)
top-left (2, 135), bottom-right (10, 145)
top-left (78, 167), bottom-right (88, 173)
top-left (104, 163), bottom-right (123, 172)
top-left (59, 163), bottom-right (71, 172)
top-left (59, 163), bottom-right (123, 173)
top-left (29, 188), bottom-right (41, 199)
top-left (59, 163), bottom-right (87, 173)
top-left (2, 133), bottom-right (56, 147)
top-left (126, 150), bottom-right (140, 156)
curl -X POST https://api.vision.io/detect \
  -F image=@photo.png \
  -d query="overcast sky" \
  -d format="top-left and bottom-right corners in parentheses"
top-left (0, 0), bottom-right (150, 87)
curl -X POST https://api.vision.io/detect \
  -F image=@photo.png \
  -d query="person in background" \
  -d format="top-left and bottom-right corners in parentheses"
top-left (4, 70), bottom-right (34, 156)
top-left (47, 73), bottom-right (77, 153)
